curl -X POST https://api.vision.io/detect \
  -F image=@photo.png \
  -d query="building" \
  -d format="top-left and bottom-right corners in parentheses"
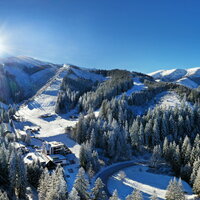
top-left (24, 152), bottom-right (56, 169)
top-left (42, 141), bottom-right (68, 155)
top-left (49, 154), bottom-right (67, 165)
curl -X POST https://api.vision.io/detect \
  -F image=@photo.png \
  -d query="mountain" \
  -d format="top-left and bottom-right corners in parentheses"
top-left (1, 57), bottom-right (199, 199)
top-left (0, 56), bottom-right (61, 104)
top-left (148, 67), bottom-right (200, 88)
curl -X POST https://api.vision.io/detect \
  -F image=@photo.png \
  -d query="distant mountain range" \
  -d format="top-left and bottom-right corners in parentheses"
top-left (149, 68), bottom-right (200, 88)
top-left (1, 55), bottom-right (200, 106)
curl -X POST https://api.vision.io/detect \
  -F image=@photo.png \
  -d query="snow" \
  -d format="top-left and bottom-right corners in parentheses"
top-left (107, 164), bottom-right (194, 200)
top-left (0, 56), bottom-right (54, 67)
top-left (126, 78), bottom-right (147, 96)
top-left (0, 56), bottom-right (59, 97)
top-left (131, 91), bottom-right (183, 115)
top-left (176, 77), bottom-right (198, 88)
top-left (17, 65), bottom-right (80, 158)
top-left (67, 66), bottom-right (105, 82)
top-left (186, 67), bottom-right (200, 77)
top-left (117, 78), bottom-right (147, 99)
top-left (148, 67), bottom-right (200, 88)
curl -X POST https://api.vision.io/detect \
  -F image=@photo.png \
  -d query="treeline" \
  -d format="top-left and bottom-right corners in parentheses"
top-left (55, 76), bottom-right (97, 113)
top-left (56, 69), bottom-right (133, 114)
top-left (78, 70), bottom-right (133, 112)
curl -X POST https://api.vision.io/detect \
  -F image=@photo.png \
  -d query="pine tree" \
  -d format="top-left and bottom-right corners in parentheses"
top-left (150, 145), bottom-right (162, 168)
top-left (109, 190), bottom-right (120, 200)
top-left (0, 190), bottom-right (9, 200)
top-left (193, 168), bottom-right (200, 196)
top-left (38, 168), bottom-right (51, 200)
top-left (68, 188), bottom-right (80, 200)
top-left (126, 189), bottom-right (143, 200)
top-left (91, 178), bottom-right (107, 200)
top-left (190, 159), bottom-right (200, 185)
top-left (165, 178), bottom-right (185, 200)
top-left (74, 168), bottom-right (90, 200)
top-left (47, 165), bottom-right (67, 200)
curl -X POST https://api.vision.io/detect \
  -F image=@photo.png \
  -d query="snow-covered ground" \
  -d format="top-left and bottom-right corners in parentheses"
top-left (17, 65), bottom-right (80, 158)
top-left (107, 164), bottom-right (194, 200)
top-left (17, 64), bottom-right (106, 156)
top-left (131, 91), bottom-right (188, 115)
top-left (126, 78), bottom-right (147, 96)
top-left (117, 78), bottom-right (147, 99)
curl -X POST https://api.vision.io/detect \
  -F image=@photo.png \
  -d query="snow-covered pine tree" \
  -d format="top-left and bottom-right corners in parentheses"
top-left (74, 167), bottom-right (90, 200)
top-left (193, 167), bottom-right (200, 196)
top-left (91, 178), bottom-right (107, 200)
top-left (38, 168), bottom-right (51, 200)
top-left (150, 145), bottom-right (162, 168)
top-left (165, 178), bottom-right (185, 200)
top-left (0, 190), bottom-right (9, 200)
top-left (47, 165), bottom-right (67, 200)
top-left (126, 189), bottom-right (143, 200)
top-left (109, 189), bottom-right (120, 200)
top-left (190, 158), bottom-right (200, 184)
top-left (68, 187), bottom-right (80, 200)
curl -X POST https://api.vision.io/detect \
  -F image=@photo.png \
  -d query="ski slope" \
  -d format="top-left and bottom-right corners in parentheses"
top-left (17, 64), bottom-right (106, 158)
top-left (17, 65), bottom-right (80, 157)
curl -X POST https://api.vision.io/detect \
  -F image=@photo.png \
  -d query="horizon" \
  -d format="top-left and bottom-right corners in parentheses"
top-left (1, 0), bottom-right (200, 73)
top-left (2, 55), bottom-right (200, 74)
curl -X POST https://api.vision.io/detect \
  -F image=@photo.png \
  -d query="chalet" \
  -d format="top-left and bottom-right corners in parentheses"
top-left (24, 152), bottom-right (56, 169)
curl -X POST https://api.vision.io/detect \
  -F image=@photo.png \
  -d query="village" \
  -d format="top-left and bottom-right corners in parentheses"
top-left (1, 117), bottom-right (78, 184)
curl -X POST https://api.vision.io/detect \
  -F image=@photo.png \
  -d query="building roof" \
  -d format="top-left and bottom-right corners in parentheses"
top-left (24, 152), bottom-right (52, 165)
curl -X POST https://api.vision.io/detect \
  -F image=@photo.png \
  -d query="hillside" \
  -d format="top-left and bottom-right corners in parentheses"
top-left (1, 57), bottom-right (200, 199)
top-left (0, 56), bottom-right (60, 104)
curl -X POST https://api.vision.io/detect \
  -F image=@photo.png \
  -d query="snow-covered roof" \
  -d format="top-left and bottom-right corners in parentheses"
top-left (44, 141), bottom-right (65, 148)
top-left (11, 142), bottom-right (26, 149)
top-left (49, 154), bottom-right (66, 160)
top-left (24, 152), bottom-right (52, 165)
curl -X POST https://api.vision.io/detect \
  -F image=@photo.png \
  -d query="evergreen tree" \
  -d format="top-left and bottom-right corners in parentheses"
top-left (109, 190), bottom-right (120, 200)
top-left (91, 178), bottom-right (107, 200)
top-left (47, 165), bottom-right (67, 200)
top-left (74, 168), bottom-right (90, 200)
top-left (126, 189), bottom-right (143, 200)
top-left (165, 178), bottom-right (185, 200)
top-left (0, 190), bottom-right (9, 200)
top-left (38, 168), bottom-right (50, 200)
top-left (150, 145), bottom-right (162, 168)
top-left (68, 188), bottom-right (80, 200)
top-left (193, 168), bottom-right (200, 196)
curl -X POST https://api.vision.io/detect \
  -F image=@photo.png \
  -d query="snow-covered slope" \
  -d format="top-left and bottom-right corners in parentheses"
top-left (17, 64), bottom-right (106, 158)
top-left (0, 56), bottom-right (60, 104)
top-left (149, 67), bottom-right (200, 88)
top-left (108, 164), bottom-right (194, 200)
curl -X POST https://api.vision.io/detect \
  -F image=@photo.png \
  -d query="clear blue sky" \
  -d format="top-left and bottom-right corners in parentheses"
top-left (0, 0), bottom-right (200, 73)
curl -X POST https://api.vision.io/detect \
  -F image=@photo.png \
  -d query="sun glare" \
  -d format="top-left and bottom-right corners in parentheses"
top-left (0, 37), bottom-right (8, 56)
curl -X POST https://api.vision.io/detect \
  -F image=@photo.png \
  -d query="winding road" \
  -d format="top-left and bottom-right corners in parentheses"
top-left (96, 160), bottom-right (146, 197)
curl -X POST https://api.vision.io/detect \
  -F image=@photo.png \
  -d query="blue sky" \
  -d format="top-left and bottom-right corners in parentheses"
top-left (0, 0), bottom-right (200, 73)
